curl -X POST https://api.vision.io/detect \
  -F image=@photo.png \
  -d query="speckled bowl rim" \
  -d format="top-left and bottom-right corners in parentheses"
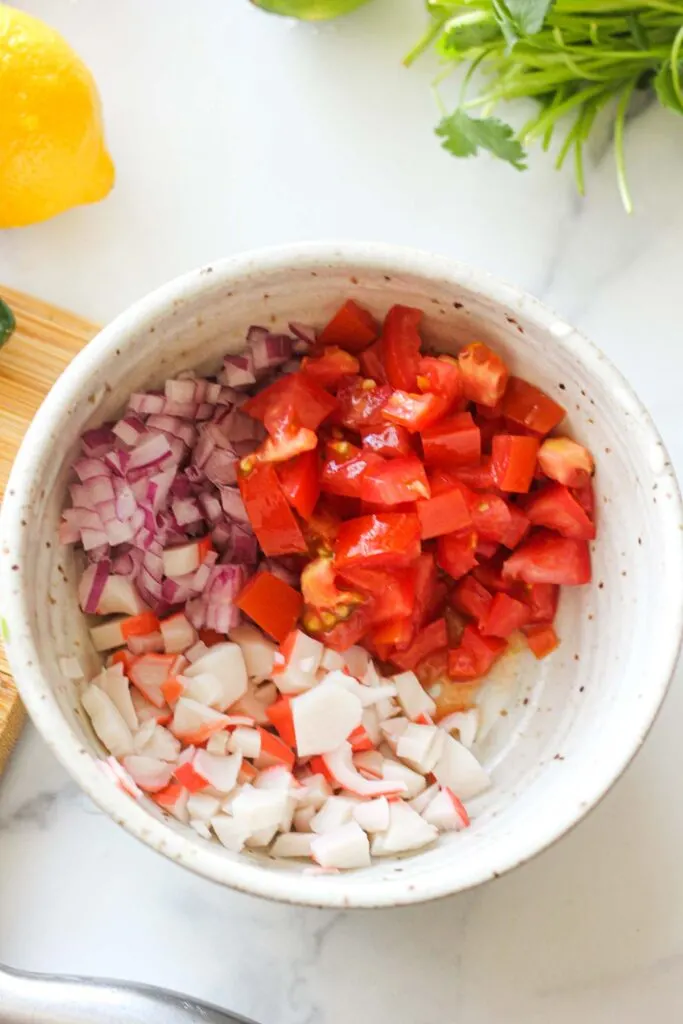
top-left (2, 242), bottom-right (682, 908)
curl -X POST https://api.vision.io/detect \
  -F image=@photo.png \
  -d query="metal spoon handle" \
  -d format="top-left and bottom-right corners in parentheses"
top-left (0, 962), bottom-right (257, 1024)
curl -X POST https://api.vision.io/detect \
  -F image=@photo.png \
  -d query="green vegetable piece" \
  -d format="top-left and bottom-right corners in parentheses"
top-left (655, 60), bottom-right (683, 116)
top-left (436, 109), bottom-right (527, 170)
top-left (250, 0), bottom-right (371, 19)
top-left (494, 0), bottom-right (554, 43)
top-left (0, 298), bottom-right (15, 349)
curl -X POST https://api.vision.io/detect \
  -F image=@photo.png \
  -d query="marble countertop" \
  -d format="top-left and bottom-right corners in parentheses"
top-left (2, 1), bottom-right (683, 1020)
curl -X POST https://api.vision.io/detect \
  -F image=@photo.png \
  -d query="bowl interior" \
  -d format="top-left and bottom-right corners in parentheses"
top-left (3, 246), bottom-right (682, 907)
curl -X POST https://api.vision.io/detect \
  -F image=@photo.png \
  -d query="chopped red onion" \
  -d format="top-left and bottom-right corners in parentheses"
top-left (165, 378), bottom-right (197, 404)
top-left (228, 527), bottom-right (259, 565)
top-left (78, 559), bottom-right (112, 614)
top-left (82, 426), bottom-right (117, 457)
top-left (104, 449), bottom-right (130, 477)
top-left (220, 486), bottom-right (249, 523)
top-left (61, 320), bottom-right (309, 649)
top-left (172, 497), bottom-right (202, 527)
top-left (73, 457), bottom-right (109, 482)
top-left (113, 415), bottom-right (147, 447)
top-left (289, 321), bottom-right (317, 347)
top-left (204, 449), bottom-right (238, 487)
top-left (248, 328), bottom-right (292, 376)
top-left (219, 351), bottom-right (256, 389)
top-left (128, 392), bottom-right (165, 416)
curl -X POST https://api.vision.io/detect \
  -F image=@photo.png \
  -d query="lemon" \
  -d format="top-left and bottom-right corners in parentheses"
top-left (251, 0), bottom-right (372, 20)
top-left (0, 4), bottom-right (114, 228)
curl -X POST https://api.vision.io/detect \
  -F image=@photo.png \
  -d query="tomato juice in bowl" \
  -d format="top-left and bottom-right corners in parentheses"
top-left (2, 243), bottom-right (682, 906)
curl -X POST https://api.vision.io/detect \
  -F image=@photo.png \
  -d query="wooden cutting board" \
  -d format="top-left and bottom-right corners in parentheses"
top-left (0, 285), bottom-right (99, 775)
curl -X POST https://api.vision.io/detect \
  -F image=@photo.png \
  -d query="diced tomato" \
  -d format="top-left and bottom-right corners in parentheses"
top-left (451, 575), bottom-right (493, 626)
top-left (491, 435), bottom-right (540, 493)
top-left (322, 493), bottom-right (362, 521)
top-left (428, 467), bottom-right (466, 497)
top-left (424, 579), bottom-right (448, 625)
top-left (472, 554), bottom-right (517, 594)
top-left (444, 605), bottom-right (467, 647)
top-left (238, 461), bottom-right (307, 556)
top-left (358, 339), bottom-right (387, 382)
top-left (266, 697), bottom-right (296, 748)
top-left (361, 423), bottom-right (413, 459)
top-left (301, 346), bottom-right (360, 390)
top-left (382, 389), bottom-right (451, 433)
top-left (411, 551), bottom-right (438, 631)
top-left (335, 377), bottom-right (392, 430)
top-left (320, 442), bottom-right (383, 500)
top-left (538, 437), bottom-right (594, 488)
top-left (301, 556), bottom-right (364, 613)
top-left (436, 529), bottom-right (478, 581)
top-left (476, 414), bottom-right (507, 455)
top-left (524, 623), bottom-right (559, 659)
top-left (370, 614), bottom-right (414, 652)
top-left (337, 565), bottom-right (415, 625)
top-left (318, 300), bottom-right (379, 352)
top-left (381, 305), bottom-right (422, 392)
top-left (448, 625), bottom-right (507, 680)
top-left (361, 455), bottom-right (430, 507)
top-left (499, 502), bottom-right (531, 549)
top-left (503, 530), bottom-right (591, 585)
top-left (243, 372), bottom-right (338, 432)
top-left (458, 343), bottom-right (509, 407)
top-left (417, 355), bottom-right (463, 402)
top-left (524, 483), bottom-right (596, 540)
top-left (421, 412), bottom-right (481, 467)
top-left (481, 591), bottom-right (531, 638)
top-left (414, 647), bottom-right (449, 690)
top-left (391, 617), bottom-right (448, 671)
top-left (476, 539), bottom-right (499, 560)
top-left (519, 582), bottom-right (559, 623)
top-left (416, 488), bottom-right (471, 540)
top-left (573, 478), bottom-right (596, 521)
top-left (468, 492), bottom-right (511, 542)
top-left (450, 458), bottom-right (496, 491)
top-left (277, 448), bottom-right (320, 521)
top-left (334, 513), bottom-right (421, 571)
top-left (260, 425), bottom-right (318, 464)
top-left (303, 502), bottom-right (341, 556)
top-left (306, 601), bottom-right (375, 652)
top-left (502, 377), bottom-right (565, 435)
top-left (360, 500), bottom-right (417, 517)
top-left (468, 492), bottom-right (529, 550)
top-left (236, 570), bottom-right (304, 642)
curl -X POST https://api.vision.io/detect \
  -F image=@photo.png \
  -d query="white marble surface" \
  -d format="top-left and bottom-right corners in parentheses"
top-left (2, 0), bottom-right (683, 1020)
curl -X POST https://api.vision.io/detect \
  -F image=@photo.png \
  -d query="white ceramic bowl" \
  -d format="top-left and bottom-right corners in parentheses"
top-left (2, 243), bottom-right (682, 908)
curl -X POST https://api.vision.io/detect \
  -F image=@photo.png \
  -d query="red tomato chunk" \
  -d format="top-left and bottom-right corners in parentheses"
top-left (234, 299), bottom-right (597, 670)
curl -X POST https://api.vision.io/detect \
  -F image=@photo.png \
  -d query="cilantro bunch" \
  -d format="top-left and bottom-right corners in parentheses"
top-left (405, 0), bottom-right (683, 210)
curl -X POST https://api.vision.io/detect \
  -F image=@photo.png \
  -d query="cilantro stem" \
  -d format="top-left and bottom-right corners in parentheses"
top-left (670, 24), bottom-right (683, 106)
top-left (403, 15), bottom-right (448, 68)
top-left (614, 79), bottom-right (637, 214)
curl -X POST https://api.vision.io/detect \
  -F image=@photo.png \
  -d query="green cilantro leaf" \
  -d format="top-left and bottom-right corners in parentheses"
top-left (654, 61), bottom-right (683, 116)
top-left (0, 615), bottom-right (10, 643)
top-left (436, 109), bottom-right (527, 170)
top-left (0, 298), bottom-right (15, 350)
top-left (492, 0), bottom-right (554, 44)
